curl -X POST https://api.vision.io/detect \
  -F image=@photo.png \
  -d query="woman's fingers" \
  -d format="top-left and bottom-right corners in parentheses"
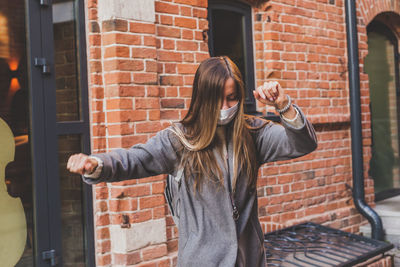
top-left (254, 81), bottom-right (288, 109)
top-left (67, 154), bottom-right (82, 174)
top-left (256, 85), bottom-right (267, 100)
top-left (267, 81), bottom-right (280, 99)
top-left (256, 83), bottom-right (272, 101)
top-left (264, 87), bottom-right (275, 102)
top-left (255, 81), bottom-right (283, 105)
top-left (274, 82), bottom-right (284, 98)
top-left (253, 90), bottom-right (260, 100)
top-left (271, 82), bottom-right (279, 98)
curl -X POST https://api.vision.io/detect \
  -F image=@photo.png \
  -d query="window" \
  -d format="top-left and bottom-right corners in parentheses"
top-left (208, 0), bottom-right (258, 115)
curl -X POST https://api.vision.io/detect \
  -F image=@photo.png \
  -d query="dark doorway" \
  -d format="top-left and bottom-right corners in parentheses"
top-left (365, 20), bottom-right (400, 201)
top-left (208, 0), bottom-right (258, 115)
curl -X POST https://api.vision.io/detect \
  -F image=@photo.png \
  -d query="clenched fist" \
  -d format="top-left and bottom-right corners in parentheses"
top-left (253, 81), bottom-right (296, 118)
top-left (67, 153), bottom-right (98, 175)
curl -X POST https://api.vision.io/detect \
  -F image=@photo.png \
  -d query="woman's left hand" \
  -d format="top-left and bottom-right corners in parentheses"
top-left (253, 81), bottom-right (288, 110)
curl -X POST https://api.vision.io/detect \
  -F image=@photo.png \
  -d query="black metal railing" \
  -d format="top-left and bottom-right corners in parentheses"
top-left (264, 222), bottom-right (393, 267)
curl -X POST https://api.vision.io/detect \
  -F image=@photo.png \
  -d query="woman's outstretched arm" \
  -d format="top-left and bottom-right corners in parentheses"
top-left (67, 127), bottom-right (182, 184)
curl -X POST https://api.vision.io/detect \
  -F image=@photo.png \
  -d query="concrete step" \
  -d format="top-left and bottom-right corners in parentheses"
top-left (360, 195), bottom-right (400, 248)
top-left (375, 195), bottom-right (400, 229)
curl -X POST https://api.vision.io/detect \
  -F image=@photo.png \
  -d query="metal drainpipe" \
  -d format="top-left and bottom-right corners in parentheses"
top-left (344, 0), bottom-right (384, 240)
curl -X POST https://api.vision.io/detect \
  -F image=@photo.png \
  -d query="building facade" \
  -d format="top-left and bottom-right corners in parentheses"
top-left (0, 0), bottom-right (399, 266)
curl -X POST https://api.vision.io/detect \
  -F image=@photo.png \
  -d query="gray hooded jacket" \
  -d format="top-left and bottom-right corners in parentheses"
top-left (83, 106), bottom-right (317, 267)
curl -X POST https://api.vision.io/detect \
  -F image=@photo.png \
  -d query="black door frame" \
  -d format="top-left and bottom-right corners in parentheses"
top-left (27, 1), bottom-right (52, 266)
top-left (26, 0), bottom-right (94, 266)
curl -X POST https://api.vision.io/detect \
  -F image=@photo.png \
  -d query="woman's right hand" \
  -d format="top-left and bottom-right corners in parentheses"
top-left (67, 153), bottom-right (98, 175)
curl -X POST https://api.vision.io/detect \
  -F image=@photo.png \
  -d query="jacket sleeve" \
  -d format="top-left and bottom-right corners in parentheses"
top-left (83, 127), bottom-right (181, 184)
top-left (255, 105), bottom-right (318, 165)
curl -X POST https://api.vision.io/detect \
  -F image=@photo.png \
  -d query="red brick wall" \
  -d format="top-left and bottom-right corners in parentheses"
top-left (253, 0), bottom-right (367, 234)
top-left (87, 0), bottom-right (209, 265)
top-left (85, 0), bottom-right (400, 266)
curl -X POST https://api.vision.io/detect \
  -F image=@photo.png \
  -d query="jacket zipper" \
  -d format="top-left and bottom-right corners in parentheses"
top-left (225, 129), bottom-right (239, 221)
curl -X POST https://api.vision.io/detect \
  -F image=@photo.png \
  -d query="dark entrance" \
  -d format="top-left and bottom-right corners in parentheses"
top-left (0, 0), bottom-right (94, 266)
top-left (365, 20), bottom-right (400, 201)
top-left (208, 0), bottom-right (258, 115)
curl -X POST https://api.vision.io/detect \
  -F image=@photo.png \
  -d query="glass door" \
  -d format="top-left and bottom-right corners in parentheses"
top-left (0, 0), bottom-right (93, 266)
top-left (0, 1), bottom-right (34, 266)
top-left (32, 0), bottom-right (94, 266)
top-left (52, 1), bottom-right (93, 266)
top-left (365, 21), bottom-right (400, 201)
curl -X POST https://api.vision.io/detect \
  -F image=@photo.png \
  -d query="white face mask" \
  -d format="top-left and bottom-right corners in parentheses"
top-left (218, 102), bottom-right (239, 125)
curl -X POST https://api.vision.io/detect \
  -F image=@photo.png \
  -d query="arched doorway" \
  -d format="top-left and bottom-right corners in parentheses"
top-left (365, 18), bottom-right (400, 201)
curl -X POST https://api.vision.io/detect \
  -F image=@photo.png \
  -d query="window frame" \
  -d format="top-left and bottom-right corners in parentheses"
top-left (207, 0), bottom-right (259, 115)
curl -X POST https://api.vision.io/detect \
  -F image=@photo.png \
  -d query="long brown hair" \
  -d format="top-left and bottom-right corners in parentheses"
top-left (171, 56), bottom-right (259, 192)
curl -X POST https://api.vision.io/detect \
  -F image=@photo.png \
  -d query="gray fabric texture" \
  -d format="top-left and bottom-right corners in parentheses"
top-left (83, 105), bottom-right (317, 267)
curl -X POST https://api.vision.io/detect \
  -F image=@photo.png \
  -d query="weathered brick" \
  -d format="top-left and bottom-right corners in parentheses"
top-left (142, 244), bottom-right (168, 261)
top-left (157, 25), bottom-right (181, 38)
top-left (107, 110), bottom-right (147, 123)
top-left (193, 8), bottom-right (207, 18)
top-left (130, 22), bottom-right (155, 34)
top-left (96, 214), bottom-right (110, 226)
top-left (133, 73), bottom-right (158, 84)
top-left (89, 34), bottom-right (101, 46)
top-left (135, 98), bottom-right (159, 109)
top-left (175, 17), bottom-right (197, 29)
top-left (177, 63), bottom-right (197, 74)
top-left (102, 19), bottom-right (128, 32)
top-left (144, 36), bottom-right (157, 46)
top-left (107, 124), bottom-right (135, 135)
top-left (177, 40), bottom-right (198, 51)
top-left (160, 110), bottom-right (180, 120)
top-left (131, 47), bottom-right (157, 59)
top-left (161, 98), bottom-right (185, 108)
top-left (114, 252), bottom-right (141, 265)
top-left (160, 15), bottom-right (173, 25)
top-left (140, 195), bottom-right (165, 209)
top-left (145, 60), bottom-right (158, 72)
top-left (174, 0), bottom-right (207, 7)
top-left (136, 121), bottom-right (163, 133)
top-left (104, 72), bottom-right (131, 84)
top-left (155, 1), bottom-right (180, 15)
top-left (97, 254), bottom-right (111, 266)
top-left (102, 33), bottom-right (141, 46)
top-left (104, 46), bottom-right (130, 58)
top-left (108, 135), bottom-right (148, 149)
top-left (106, 98), bottom-right (132, 110)
top-left (180, 5), bottom-right (192, 16)
top-left (159, 75), bottom-right (184, 86)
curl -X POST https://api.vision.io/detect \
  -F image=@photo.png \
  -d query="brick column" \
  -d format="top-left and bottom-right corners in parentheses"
top-left (87, 0), bottom-right (209, 265)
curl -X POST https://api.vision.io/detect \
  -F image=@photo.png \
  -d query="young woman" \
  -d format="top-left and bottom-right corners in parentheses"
top-left (67, 56), bottom-right (317, 267)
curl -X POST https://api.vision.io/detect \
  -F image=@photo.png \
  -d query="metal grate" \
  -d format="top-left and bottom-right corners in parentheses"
top-left (264, 222), bottom-right (393, 267)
